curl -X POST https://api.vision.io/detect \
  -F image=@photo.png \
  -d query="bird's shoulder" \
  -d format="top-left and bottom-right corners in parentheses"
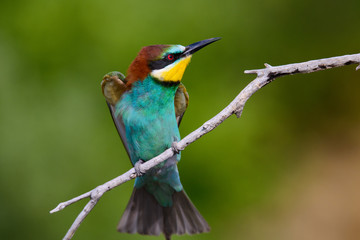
top-left (101, 71), bottom-right (128, 105)
top-left (174, 83), bottom-right (189, 126)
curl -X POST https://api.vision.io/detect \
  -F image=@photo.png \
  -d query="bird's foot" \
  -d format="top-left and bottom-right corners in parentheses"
top-left (171, 141), bottom-right (182, 154)
top-left (134, 159), bottom-right (145, 177)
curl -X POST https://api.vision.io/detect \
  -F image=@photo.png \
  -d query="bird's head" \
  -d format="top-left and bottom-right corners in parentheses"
top-left (126, 38), bottom-right (220, 85)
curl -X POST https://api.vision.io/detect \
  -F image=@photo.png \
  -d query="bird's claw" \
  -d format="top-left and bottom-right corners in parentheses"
top-left (134, 159), bottom-right (145, 176)
top-left (171, 142), bottom-right (181, 154)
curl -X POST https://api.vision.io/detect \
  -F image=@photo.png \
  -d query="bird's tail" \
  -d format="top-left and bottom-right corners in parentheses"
top-left (118, 187), bottom-right (210, 240)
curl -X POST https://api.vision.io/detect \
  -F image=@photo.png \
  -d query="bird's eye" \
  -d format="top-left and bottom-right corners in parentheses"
top-left (166, 54), bottom-right (174, 61)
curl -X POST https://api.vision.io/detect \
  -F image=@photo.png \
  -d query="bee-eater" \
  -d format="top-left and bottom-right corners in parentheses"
top-left (101, 38), bottom-right (220, 240)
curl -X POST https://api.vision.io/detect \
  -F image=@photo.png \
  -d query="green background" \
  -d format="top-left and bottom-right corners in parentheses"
top-left (1, 0), bottom-right (360, 239)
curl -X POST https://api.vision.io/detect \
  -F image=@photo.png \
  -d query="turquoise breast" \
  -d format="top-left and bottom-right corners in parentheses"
top-left (115, 75), bottom-right (183, 206)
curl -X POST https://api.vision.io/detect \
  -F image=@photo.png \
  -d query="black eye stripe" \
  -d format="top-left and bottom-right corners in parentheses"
top-left (149, 53), bottom-right (181, 70)
top-left (170, 53), bottom-right (181, 61)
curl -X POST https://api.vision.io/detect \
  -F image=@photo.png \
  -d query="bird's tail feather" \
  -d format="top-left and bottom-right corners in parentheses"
top-left (118, 187), bottom-right (210, 239)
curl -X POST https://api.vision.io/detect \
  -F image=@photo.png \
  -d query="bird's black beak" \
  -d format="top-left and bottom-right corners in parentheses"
top-left (182, 37), bottom-right (221, 57)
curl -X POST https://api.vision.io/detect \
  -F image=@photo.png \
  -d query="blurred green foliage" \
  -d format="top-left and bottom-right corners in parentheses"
top-left (0, 0), bottom-right (359, 239)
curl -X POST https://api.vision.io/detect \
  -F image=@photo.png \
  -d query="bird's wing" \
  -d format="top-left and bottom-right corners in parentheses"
top-left (101, 72), bottom-right (131, 159)
top-left (174, 83), bottom-right (189, 126)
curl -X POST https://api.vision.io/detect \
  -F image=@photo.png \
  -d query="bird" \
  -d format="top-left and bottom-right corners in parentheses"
top-left (101, 38), bottom-right (220, 240)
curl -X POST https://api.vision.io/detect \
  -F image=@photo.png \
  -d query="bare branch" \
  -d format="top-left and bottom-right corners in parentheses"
top-left (50, 191), bottom-right (91, 214)
top-left (244, 53), bottom-right (360, 77)
top-left (51, 53), bottom-right (360, 240)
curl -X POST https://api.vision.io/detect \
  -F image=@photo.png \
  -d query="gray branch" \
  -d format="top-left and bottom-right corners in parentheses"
top-left (50, 53), bottom-right (360, 240)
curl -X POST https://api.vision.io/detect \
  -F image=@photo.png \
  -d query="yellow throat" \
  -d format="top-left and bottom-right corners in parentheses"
top-left (150, 56), bottom-right (192, 82)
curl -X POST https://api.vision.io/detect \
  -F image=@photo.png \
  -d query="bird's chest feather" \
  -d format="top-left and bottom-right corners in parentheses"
top-left (116, 76), bottom-right (180, 163)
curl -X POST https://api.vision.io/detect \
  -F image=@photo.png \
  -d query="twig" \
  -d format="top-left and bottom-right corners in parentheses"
top-left (51, 53), bottom-right (360, 240)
